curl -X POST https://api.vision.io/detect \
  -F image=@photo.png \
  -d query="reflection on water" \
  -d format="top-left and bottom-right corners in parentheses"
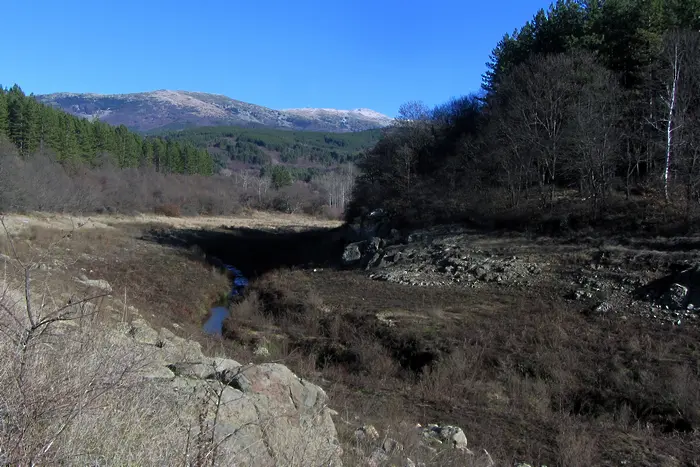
top-left (203, 264), bottom-right (249, 335)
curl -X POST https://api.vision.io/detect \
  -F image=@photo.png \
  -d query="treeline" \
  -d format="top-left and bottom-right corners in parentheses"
top-left (349, 0), bottom-right (700, 232)
top-left (158, 125), bottom-right (380, 167)
top-left (0, 85), bottom-right (213, 175)
top-left (0, 84), bottom-right (351, 217)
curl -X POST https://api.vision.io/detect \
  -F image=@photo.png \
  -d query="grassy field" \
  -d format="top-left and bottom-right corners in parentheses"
top-left (1, 212), bottom-right (698, 466)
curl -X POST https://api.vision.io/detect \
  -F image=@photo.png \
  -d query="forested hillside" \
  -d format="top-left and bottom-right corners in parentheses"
top-left (0, 85), bottom-right (213, 175)
top-left (349, 0), bottom-right (700, 232)
top-left (157, 126), bottom-right (380, 168)
top-left (0, 85), bottom-right (353, 217)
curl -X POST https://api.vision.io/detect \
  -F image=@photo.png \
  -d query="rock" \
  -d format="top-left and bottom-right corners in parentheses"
top-left (368, 447), bottom-right (389, 466)
top-left (355, 424), bottom-right (380, 441)
top-left (75, 276), bottom-right (112, 293)
top-left (366, 251), bottom-right (385, 270)
top-left (419, 424), bottom-right (469, 452)
top-left (110, 314), bottom-right (342, 466)
top-left (368, 237), bottom-right (382, 254)
top-left (167, 361), bottom-right (220, 379)
top-left (342, 241), bottom-right (365, 265)
top-left (382, 437), bottom-right (403, 454)
top-left (663, 283), bottom-right (689, 309)
top-left (573, 289), bottom-right (593, 301)
top-left (253, 344), bottom-right (270, 357)
top-left (167, 357), bottom-right (243, 382)
top-left (441, 425), bottom-right (469, 451)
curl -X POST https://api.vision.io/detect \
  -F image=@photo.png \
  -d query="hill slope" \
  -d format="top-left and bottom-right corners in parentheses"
top-left (36, 90), bottom-right (394, 133)
top-left (159, 125), bottom-right (382, 169)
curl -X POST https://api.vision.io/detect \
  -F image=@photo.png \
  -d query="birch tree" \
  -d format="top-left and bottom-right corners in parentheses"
top-left (651, 30), bottom-right (697, 202)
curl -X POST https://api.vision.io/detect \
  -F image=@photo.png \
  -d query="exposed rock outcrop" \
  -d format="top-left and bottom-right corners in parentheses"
top-left (342, 224), bottom-right (543, 288)
top-left (113, 316), bottom-right (343, 466)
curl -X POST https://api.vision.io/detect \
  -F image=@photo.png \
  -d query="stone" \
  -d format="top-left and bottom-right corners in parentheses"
top-left (663, 283), bottom-right (689, 309)
top-left (75, 276), bottom-right (112, 293)
top-left (368, 237), bottom-right (382, 254)
top-left (167, 361), bottom-right (219, 380)
top-left (366, 251), bottom-right (385, 270)
top-left (419, 424), bottom-right (469, 451)
top-left (368, 447), bottom-right (389, 467)
top-left (108, 313), bottom-right (342, 466)
top-left (253, 344), bottom-right (270, 357)
top-left (355, 424), bottom-right (380, 441)
top-left (382, 437), bottom-right (403, 454)
top-left (342, 241), bottom-right (365, 265)
top-left (573, 289), bottom-right (593, 301)
top-left (440, 425), bottom-right (469, 451)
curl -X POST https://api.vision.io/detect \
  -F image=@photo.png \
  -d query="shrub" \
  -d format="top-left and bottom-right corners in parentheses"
top-left (154, 203), bottom-right (182, 217)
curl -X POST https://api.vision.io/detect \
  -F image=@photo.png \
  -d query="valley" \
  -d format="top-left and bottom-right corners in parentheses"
top-left (3, 212), bottom-right (697, 465)
top-left (3, 0), bottom-right (700, 465)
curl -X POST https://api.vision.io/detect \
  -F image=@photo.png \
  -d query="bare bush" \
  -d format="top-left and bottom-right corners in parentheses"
top-left (0, 222), bottom-right (188, 465)
top-left (0, 152), bottom-right (327, 217)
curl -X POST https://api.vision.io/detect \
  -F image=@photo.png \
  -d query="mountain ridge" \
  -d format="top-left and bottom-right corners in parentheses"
top-left (36, 90), bottom-right (394, 133)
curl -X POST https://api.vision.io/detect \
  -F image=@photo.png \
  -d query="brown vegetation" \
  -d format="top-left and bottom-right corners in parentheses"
top-left (0, 151), bottom-right (333, 218)
top-left (209, 242), bottom-right (700, 466)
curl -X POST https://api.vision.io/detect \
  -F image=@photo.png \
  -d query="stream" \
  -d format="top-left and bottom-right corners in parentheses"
top-left (203, 265), bottom-right (249, 335)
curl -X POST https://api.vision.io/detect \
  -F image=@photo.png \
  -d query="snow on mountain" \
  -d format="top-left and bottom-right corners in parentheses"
top-left (36, 90), bottom-right (394, 133)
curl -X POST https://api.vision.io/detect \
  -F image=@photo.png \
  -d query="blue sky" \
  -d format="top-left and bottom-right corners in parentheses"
top-left (2, 0), bottom-right (549, 117)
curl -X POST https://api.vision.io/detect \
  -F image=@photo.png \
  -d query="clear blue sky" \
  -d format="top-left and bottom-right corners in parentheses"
top-left (2, 0), bottom-right (549, 117)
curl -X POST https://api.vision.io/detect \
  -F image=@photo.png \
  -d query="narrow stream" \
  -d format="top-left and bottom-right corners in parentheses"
top-left (203, 265), bottom-right (249, 335)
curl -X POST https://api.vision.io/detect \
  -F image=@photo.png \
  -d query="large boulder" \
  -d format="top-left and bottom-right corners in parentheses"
top-left (342, 241), bottom-right (366, 265)
top-left (342, 238), bottom-right (385, 268)
top-left (111, 316), bottom-right (343, 466)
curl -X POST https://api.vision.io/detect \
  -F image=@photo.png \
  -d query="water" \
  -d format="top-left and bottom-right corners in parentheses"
top-left (203, 306), bottom-right (230, 334)
top-left (203, 264), bottom-right (249, 335)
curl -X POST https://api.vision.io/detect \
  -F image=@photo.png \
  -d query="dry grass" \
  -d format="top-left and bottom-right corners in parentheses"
top-left (214, 264), bottom-right (700, 466)
top-left (0, 246), bottom-right (186, 464)
top-left (0, 217), bottom-right (344, 466)
top-left (3, 211), bottom-right (699, 466)
top-left (0, 211), bottom-right (341, 237)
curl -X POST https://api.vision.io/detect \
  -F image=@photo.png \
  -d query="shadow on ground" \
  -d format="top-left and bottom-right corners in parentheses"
top-left (141, 224), bottom-right (349, 278)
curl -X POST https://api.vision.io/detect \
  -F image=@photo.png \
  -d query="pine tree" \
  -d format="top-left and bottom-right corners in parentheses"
top-left (165, 140), bottom-right (182, 173)
top-left (76, 118), bottom-right (96, 163)
top-left (7, 85), bottom-right (29, 156)
top-left (141, 139), bottom-right (154, 168)
top-left (42, 108), bottom-right (63, 154)
top-left (24, 97), bottom-right (41, 155)
top-left (58, 114), bottom-right (79, 163)
top-left (0, 88), bottom-right (9, 139)
top-left (152, 139), bottom-right (166, 172)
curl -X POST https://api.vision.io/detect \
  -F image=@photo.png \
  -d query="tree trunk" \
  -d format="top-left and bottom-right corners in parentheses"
top-left (664, 42), bottom-right (680, 203)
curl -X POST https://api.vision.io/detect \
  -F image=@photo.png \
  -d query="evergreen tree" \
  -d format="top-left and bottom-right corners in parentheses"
top-left (269, 165), bottom-right (293, 189)
top-left (58, 114), bottom-right (79, 163)
top-left (141, 139), bottom-right (154, 168)
top-left (7, 85), bottom-right (30, 156)
top-left (152, 138), bottom-right (166, 172)
top-left (165, 140), bottom-right (182, 173)
top-left (0, 88), bottom-right (8, 139)
top-left (0, 82), bottom-right (215, 175)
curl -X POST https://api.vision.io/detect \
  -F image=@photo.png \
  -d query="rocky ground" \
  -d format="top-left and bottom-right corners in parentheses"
top-left (3, 212), bottom-right (700, 466)
top-left (343, 222), bottom-right (700, 328)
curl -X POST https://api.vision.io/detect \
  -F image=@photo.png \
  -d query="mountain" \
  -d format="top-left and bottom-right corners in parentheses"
top-left (35, 90), bottom-right (394, 133)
